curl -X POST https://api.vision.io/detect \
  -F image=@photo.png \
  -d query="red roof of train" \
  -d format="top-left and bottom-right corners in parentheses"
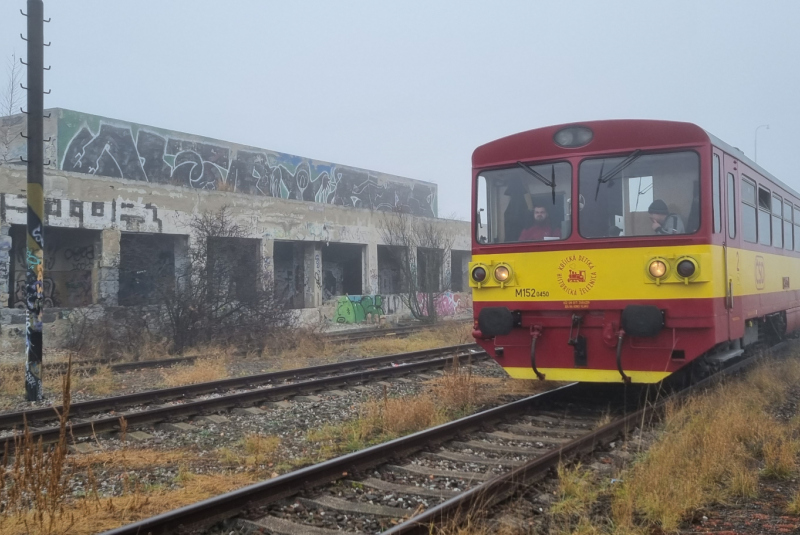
top-left (472, 120), bottom-right (711, 168)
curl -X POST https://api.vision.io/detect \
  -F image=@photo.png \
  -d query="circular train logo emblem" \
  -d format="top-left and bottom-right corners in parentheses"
top-left (557, 255), bottom-right (598, 296)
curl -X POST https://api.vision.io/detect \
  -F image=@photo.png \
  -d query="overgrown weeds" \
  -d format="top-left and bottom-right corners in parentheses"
top-left (0, 359), bottom-right (73, 534)
top-left (160, 355), bottom-right (229, 387)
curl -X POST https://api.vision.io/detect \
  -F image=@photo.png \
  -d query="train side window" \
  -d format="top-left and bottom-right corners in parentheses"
top-left (727, 173), bottom-right (736, 239)
top-left (757, 186), bottom-right (771, 246)
top-left (741, 177), bottom-right (757, 243)
top-left (772, 193), bottom-right (783, 248)
top-left (712, 155), bottom-right (721, 233)
top-left (795, 205), bottom-right (800, 252)
top-left (784, 200), bottom-right (793, 252)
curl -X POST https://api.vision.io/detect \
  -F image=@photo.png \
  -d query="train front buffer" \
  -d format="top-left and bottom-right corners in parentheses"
top-left (469, 246), bottom-right (722, 383)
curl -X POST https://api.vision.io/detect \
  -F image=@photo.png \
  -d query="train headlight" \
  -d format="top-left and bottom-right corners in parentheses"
top-left (494, 265), bottom-right (511, 282)
top-left (677, 259), bottom-right (696, 278)
top-left (553, 126), bottom-right (593, 148)
top-left (648, 260), bottom-right (667, 278)
top-left (472, 266), bottom-right (487, 282)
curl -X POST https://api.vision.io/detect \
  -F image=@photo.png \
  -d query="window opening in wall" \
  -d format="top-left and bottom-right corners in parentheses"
top-left (418, 247), bottom-right (443, 293)
top-left (119, 233), bottom-right (177, 306)
top-left (207, 237), bottom-right (259, 302)
top-left (9, 226), bottom-right (101, 308)
top-left (322, 243), bottom-right (364, 299)
top-left (783, 200), bottom-right (793, 251)
top-left (757, 185), bottom-right (771, 246)
top-left (273, 241), bottom-right (304, 309)
top-left (378, 245), bottom-right (405, 294)
top-left (741, 177), bottom-right (756, 243)
top-left (450, 250), bottom-right (471, 292)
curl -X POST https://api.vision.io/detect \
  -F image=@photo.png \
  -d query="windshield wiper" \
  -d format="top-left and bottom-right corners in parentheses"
top-left (516, 162), bottom-right (557, 204)
top-left (593, 149), bottom-right (643, 200)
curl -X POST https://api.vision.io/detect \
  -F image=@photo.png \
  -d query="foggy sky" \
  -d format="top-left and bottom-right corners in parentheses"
top-left (1, 1), bottom-right (798, 220)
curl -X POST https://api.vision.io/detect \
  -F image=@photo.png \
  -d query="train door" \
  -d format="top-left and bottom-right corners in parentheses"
top-left (722, 152), bottom-right (745, 340)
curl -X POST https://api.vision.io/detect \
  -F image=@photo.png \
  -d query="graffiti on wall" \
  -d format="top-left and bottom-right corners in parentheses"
top-left (417, 291), bottom-right (473, 317)
top-left (2, 193), bottom-right (162, 233)
top-left (333, 295), bottom-right (385, 324)
top-left (57, 110), bottom-right (437, 217)
top-left (10, 228), bottom-right (95, 308)
top-left (331, 292), bottom-right (473, 324)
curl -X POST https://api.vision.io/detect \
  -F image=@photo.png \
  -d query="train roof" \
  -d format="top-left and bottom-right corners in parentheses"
top-left (473, 119), bottom-right (799, 200)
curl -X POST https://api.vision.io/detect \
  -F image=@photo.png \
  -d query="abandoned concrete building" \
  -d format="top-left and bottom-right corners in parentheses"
top-left (0, 109), bottom-right (471, 351)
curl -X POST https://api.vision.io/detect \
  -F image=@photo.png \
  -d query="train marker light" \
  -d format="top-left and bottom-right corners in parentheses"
top-left (494, 265), bottom-right (510, 282)
top-left (553, 126), bottom-right (593, 148)
top-left (472, 266), bottom-right (487, 283)
top-left (648, 260), bottom-right (667, 279)
top-left (677, 259), bottom-right (696, 278)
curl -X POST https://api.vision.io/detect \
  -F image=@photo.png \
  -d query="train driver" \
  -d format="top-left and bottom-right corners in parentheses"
top-left (519, 205), bottom-right (559, 241)
top-left (648, 199), bottom-right (685, 235)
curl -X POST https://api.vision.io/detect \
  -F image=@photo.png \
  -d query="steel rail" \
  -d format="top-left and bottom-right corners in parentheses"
top-left (42, 325), bottom-right (439, 374)
top-left (99, 339), bottom-right (795, 535)
top-left (99, 383), bottom-right (581, 535)
top-left (1, 349), bottom-right (486, 455)
top-left (0, 343), bottom-right (479, 430)
top-left (381, 340), bottom-right (794, 534)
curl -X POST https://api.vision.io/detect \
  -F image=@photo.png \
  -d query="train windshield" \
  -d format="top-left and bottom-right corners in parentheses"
top-left (476, 162), bottom-right (571, 244)
top-left (578, 151), bottom-right (700, 238)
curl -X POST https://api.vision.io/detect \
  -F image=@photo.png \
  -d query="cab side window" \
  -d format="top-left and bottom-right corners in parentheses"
top-left (741, 177), bottom-right (757, 243)
top-left (727, 173), bottom-right (736, 239)
top-left (757, 185), bottom-right (771, 246)
top-left (712, 155), bottom-right (721, 233)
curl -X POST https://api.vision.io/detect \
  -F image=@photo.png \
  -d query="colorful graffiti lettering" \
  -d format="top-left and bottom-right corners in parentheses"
top-left (57, 110), bottom-right (437, 218)
top-left (333, 295), bottom-right (385, 324)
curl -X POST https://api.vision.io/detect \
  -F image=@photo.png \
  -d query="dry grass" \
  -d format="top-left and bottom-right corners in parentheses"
top-left (160, 354), bottom-right (229, 387)
top-left (354, 322), bottom-right (472, 357)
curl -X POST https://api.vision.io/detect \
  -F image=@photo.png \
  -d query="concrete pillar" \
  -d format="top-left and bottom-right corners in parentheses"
top-left (364, 242), bottom-right (378, 295)
top-left (0, 224), bottom-right (11, 307)
top-left (260, 238), bottom-right (274, 289)
top-left (96, 229), bottom-right (120, 306)
top-left (303, 242), bottom-right (322, 308)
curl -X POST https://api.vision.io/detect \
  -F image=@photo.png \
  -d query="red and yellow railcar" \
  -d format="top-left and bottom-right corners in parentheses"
top-left (470, 120), bottom-right (800, 383)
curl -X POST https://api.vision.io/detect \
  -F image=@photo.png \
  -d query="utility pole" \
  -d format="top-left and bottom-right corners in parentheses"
top-left (22, 0), bottom-right (47, 401)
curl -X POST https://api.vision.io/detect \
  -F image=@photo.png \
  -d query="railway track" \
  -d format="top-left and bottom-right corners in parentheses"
top-left (0, 344), bottom-right (485, 454)
top-left (41, 324), bottom-right (442, 375)
top-left (99, 340), bottom-right (794, 535)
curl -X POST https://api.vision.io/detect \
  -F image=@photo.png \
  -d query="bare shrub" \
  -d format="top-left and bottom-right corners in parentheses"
top-left (156, 207), bottom-right (295, 353)
top-left (64, 307), bottom-right (166, 361)
top-left (379, 211), bottom-right (454, 324)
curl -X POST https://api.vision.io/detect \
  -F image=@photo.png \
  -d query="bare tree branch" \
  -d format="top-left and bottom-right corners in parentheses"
top-left (379, 211), bottom-right (454, 324)
top-left (1, 52), bottom-right (24, 117)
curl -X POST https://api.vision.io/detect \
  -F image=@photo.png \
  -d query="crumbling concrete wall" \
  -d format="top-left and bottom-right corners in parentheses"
top-left (0, 109), bottom-right (471, 351)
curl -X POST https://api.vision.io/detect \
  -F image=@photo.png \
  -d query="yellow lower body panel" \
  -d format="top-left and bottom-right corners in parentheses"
top-left (505, 367), bottom-right (672, 384)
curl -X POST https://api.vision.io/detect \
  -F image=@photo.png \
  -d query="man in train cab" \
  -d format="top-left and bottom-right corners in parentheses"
top-left (519, 205), bottom-right (559, 241)
top-left (648, 199), bottom-right (685, 235)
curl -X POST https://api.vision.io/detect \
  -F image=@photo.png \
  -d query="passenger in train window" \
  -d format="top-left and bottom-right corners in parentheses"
top-left (519, 205), bottom-right (559, 241)
top-left (648, 199), bottom-right (685, 235)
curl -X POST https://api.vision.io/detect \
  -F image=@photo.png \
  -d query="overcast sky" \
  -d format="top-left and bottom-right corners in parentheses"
top-left (1, 1), bottom-right (798, 220)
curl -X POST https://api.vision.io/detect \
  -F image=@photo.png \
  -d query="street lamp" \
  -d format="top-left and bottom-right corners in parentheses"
top-left (755, 124), bottom-right (769, 163)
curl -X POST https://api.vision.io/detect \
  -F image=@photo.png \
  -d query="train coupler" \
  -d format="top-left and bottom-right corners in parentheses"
top-left (567, 314), bottom-right (587, 367)
top-left (615, 329), bottom-right (631, 384)
top-left (530, 325), bottom-right (545, 381)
